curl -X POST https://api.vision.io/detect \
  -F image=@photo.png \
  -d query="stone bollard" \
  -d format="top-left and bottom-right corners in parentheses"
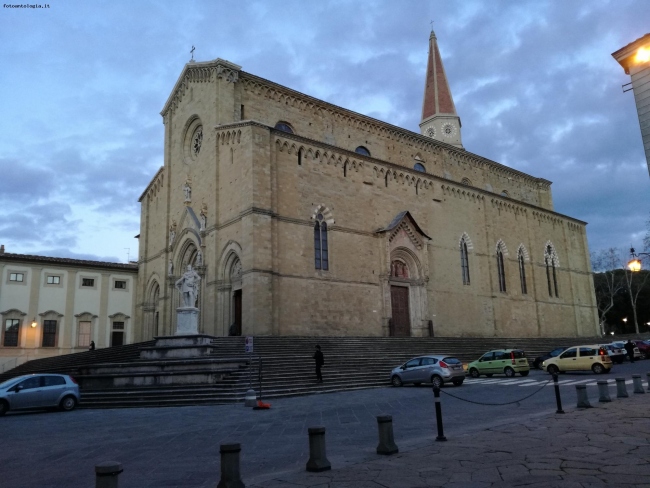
top-left (244, 389), bottom-right (257, 407)
top-left (575, 385), bottom-right (592, 408)
top-left (95, 462), bottom-right (123, 488)
top-left (633, 375), bottom-right (645, 394)
top-left (616, 378), bottom-right (629, 398)
top-left (597, 381), bottom-right (611, 402)
top-left (306, 426), bottom-right (331, 472)
top-left (376, 415), bottom-right (399, 455)
top-left (217, 443), bottom-right (245, 488)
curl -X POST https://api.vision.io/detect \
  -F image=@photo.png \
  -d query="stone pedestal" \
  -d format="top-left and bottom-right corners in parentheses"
top-left (176, 307), bottom-right (199, 335)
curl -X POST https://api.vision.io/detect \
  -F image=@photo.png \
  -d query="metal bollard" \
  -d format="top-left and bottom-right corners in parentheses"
top-left (376, 415), bottom-right (399, 455)
top-left (552, 373), bottom-right (564, 413)
top-left (616, 378), bottom-right (629, 398)
top-left (306, 426), bottom-right (331, 472)
top-left (433, 386), bottom-right (447, 441)
top-left (633, 375), bottom-right (645, 394)
top-left (597, 380), bottom-right (611, 402)
top-left (95, 462), bottom-right (123, 488)
top-left (575, 385), bottom-right (592, 408)
top-left (217, 443), bottom-right (245, 488)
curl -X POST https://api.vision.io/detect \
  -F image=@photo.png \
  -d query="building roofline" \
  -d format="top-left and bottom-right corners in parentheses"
top-left (138, 166), bottom-right (164, 202)
top-left (0, 253), bottom-right (138, 272)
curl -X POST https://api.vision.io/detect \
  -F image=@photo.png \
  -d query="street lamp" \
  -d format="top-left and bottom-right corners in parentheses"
top-left (627, 247), bottom-right (650, 272)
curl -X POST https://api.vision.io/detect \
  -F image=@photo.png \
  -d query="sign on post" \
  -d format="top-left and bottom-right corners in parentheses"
top-left (245, 336), bottom-right (254, 354)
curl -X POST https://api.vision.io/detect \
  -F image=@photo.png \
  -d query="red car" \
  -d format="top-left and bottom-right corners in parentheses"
top-left (634, 340), bottom-right (650, 359)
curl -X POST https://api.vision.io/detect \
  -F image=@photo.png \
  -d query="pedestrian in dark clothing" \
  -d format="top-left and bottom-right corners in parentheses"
top-left (625, 340), bottom-right (635, 363)
top-left (89, 341), bottom-right (95, 351)
top-left (313, 345), bottom-right (324, 383)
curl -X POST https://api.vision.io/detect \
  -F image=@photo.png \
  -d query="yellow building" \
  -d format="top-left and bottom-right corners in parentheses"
top-left (135, 32), bottom-right (599, 340)
top-left (0, 246), bottom-right (137, 369)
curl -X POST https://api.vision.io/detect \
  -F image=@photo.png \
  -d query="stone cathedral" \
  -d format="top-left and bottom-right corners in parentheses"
top-left (135, 31), bottom-right (599, 341)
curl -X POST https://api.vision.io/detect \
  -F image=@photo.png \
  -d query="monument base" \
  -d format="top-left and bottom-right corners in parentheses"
top-left (176, 307), bottom-right (199, 335)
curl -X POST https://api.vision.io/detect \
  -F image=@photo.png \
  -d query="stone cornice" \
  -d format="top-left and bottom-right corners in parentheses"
top-left (239, 71), bottom-right (552, 190)
top-left (138, 166), bottom-right (164, 203)
top-left (160, 58), bottom-right (242, 116)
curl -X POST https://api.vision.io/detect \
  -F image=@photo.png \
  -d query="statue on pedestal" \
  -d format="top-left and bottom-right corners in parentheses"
top-left (175, 265), bottom-right (201, 308)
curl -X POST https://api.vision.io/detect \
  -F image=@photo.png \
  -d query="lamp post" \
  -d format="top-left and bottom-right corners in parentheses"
top-left (627, 247), bottom-right (650, 272)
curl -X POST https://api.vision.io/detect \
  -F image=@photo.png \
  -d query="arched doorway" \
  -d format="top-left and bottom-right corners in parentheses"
top-left (229, 258), bottom-right (242, 336)
top-left (390, 259), bottom-right (411, 337)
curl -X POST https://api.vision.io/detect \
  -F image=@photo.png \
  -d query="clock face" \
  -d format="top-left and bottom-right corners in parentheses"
top-left (426, 127), bottom-right (435, 138)
top-left (442, 123), bottom-right (456, 138)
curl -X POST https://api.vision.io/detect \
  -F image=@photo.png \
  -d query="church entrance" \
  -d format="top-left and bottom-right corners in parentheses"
top-left (390, 286), bottom-right (410, 337)
top-left (232, 289), bottom-right (242, 336)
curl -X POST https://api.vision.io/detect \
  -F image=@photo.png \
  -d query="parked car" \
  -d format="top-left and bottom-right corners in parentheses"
top-left (0, 374), bottom-right (80, 416)
top-left (634, 340), bottom-right (650, 359)
top-left (599, 343), bottom-right (626, 364)
top-left (533, 346), bottom-right (569, 370)
top-left (543, 345), bottom-right (612, 374)
top-left (611, 341), bottom-right (642, 361)
top-left (467, 349), bottom-right (530, 378)
top-left (391, 355), bottom-right (465, 388)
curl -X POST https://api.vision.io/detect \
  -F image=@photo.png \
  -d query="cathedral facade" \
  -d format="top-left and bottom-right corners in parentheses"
top-left (135, 32), bottom-right (599, 340)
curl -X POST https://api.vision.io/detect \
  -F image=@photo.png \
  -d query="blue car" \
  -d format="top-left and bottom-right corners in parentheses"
top-left (0, 374), bottom-right (80, 416)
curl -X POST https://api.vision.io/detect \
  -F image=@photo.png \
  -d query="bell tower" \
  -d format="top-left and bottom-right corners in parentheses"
top-left (419, 30), bottom-right (463, 149)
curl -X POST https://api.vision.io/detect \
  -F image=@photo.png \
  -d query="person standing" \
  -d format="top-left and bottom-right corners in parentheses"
top-left (625, 340), bottom-right (636, 363)
top-left (313, 345), bottom-right (324, 383)
top-left (89, 341), bottom-right (96, 351)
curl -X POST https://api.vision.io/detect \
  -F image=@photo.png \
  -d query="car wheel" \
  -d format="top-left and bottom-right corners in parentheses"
top-left (452, 378), bottom-right (464, 386)
top-left (0, 400), bottom-right (8, 416)
top-left (642, 353), bottom-right (648, 360)
top-left (520, 371), bottom-right (529, 377)
top-left (592, 363), bottom-right (605, 375)
top-left (469, 368), bottom-right (480, 378)
top-left (547, 365), bottom-right (559, 375)
top-left (59, 396), bottom-right (77, 412)
top-left (485, 374), bottom-right (493, 377)
top-left (413, 382), bottom-right (421, 386)
top-left (504, 367), bottom-right (515, 378)
top-left (391, 375), bottom-right (403, 387)
top-left (533, 361), bottom-right (541, 370)
top-left (431, 375), bottom-right (443, 389)
top-left (616, 359), bottom-right (624, 365)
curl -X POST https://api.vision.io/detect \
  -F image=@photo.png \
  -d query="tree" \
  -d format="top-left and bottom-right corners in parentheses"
top-left (591, 248), bottom-right (625, 335)
top-left (624, 253), bottom-right (650, 334)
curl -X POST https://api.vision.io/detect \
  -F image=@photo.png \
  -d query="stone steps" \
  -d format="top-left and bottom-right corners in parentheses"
top-left (1, 335), bottom-right (606, 409)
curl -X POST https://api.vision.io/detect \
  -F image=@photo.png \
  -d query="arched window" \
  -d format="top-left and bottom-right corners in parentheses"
top-left (501, 190), bottom-right (509, 197)
top-left (314, 214), bottom-right (329, 270)
top-left (460, 238), bottom-right (470, 285)
top-left (461, 177), bottom-right (472, 186)
top-left (545, 244), bottom-right (559, 297)
top-left (414, 162), bottom-right (426, 173)
top-left (274, 121), bottom-right (294, 134)
top-left (496, 246), bottom-right (506, 293)
top-left (518, 249), bottom-right (527, 295)
top-left (355, 146), bottom-right (371, 157)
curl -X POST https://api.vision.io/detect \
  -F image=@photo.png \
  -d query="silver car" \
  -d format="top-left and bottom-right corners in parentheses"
top-left (0, 374), bottom-right (80, 416)
top-left (390, 355), bottom-right (465, 388)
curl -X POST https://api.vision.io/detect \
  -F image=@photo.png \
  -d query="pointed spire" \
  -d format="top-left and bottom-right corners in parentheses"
top-left (420, 30), bottom-right (463, 148)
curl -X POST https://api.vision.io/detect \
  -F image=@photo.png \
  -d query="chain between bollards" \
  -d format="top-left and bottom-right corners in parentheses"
top-left (552, 373), bottom-right (564, 413)
top-left (432, 386), bottom-right (447, 441)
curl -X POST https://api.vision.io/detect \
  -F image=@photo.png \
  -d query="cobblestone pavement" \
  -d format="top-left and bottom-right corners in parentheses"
top-left (251, 394), bottom-right (650, 488)
top-left (1, 373), bottom-right (649, 487)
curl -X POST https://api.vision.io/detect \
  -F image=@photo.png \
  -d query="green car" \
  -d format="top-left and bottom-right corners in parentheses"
top-left (467, 349), bottom-right (530, 378)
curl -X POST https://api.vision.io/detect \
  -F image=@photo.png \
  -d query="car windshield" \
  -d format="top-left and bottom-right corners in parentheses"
top-left (550, 348), bottom-right (566, 356)
top-left (612, 342), bottom-right (625, 348)
top-left (442, 357), bottom-right (461, 364)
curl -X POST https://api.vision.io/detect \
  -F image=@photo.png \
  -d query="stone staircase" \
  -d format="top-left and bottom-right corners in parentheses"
top-left (0, 335), bottom-right (611, 409)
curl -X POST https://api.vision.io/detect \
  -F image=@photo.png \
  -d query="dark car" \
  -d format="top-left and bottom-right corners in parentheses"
top-left (533, 346), bottom-right (569, 370)
top-left (634, 340), bottom-right (650, 359)
top-left (0, 374), bottom-right (80, 416)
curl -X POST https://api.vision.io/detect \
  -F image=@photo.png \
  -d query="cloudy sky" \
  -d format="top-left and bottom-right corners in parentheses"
top-left (0, 0), bottom-right (648, 263)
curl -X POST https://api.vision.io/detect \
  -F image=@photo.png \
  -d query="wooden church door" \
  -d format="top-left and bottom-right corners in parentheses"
top-left (390, 286), bottom-right (411, 337)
